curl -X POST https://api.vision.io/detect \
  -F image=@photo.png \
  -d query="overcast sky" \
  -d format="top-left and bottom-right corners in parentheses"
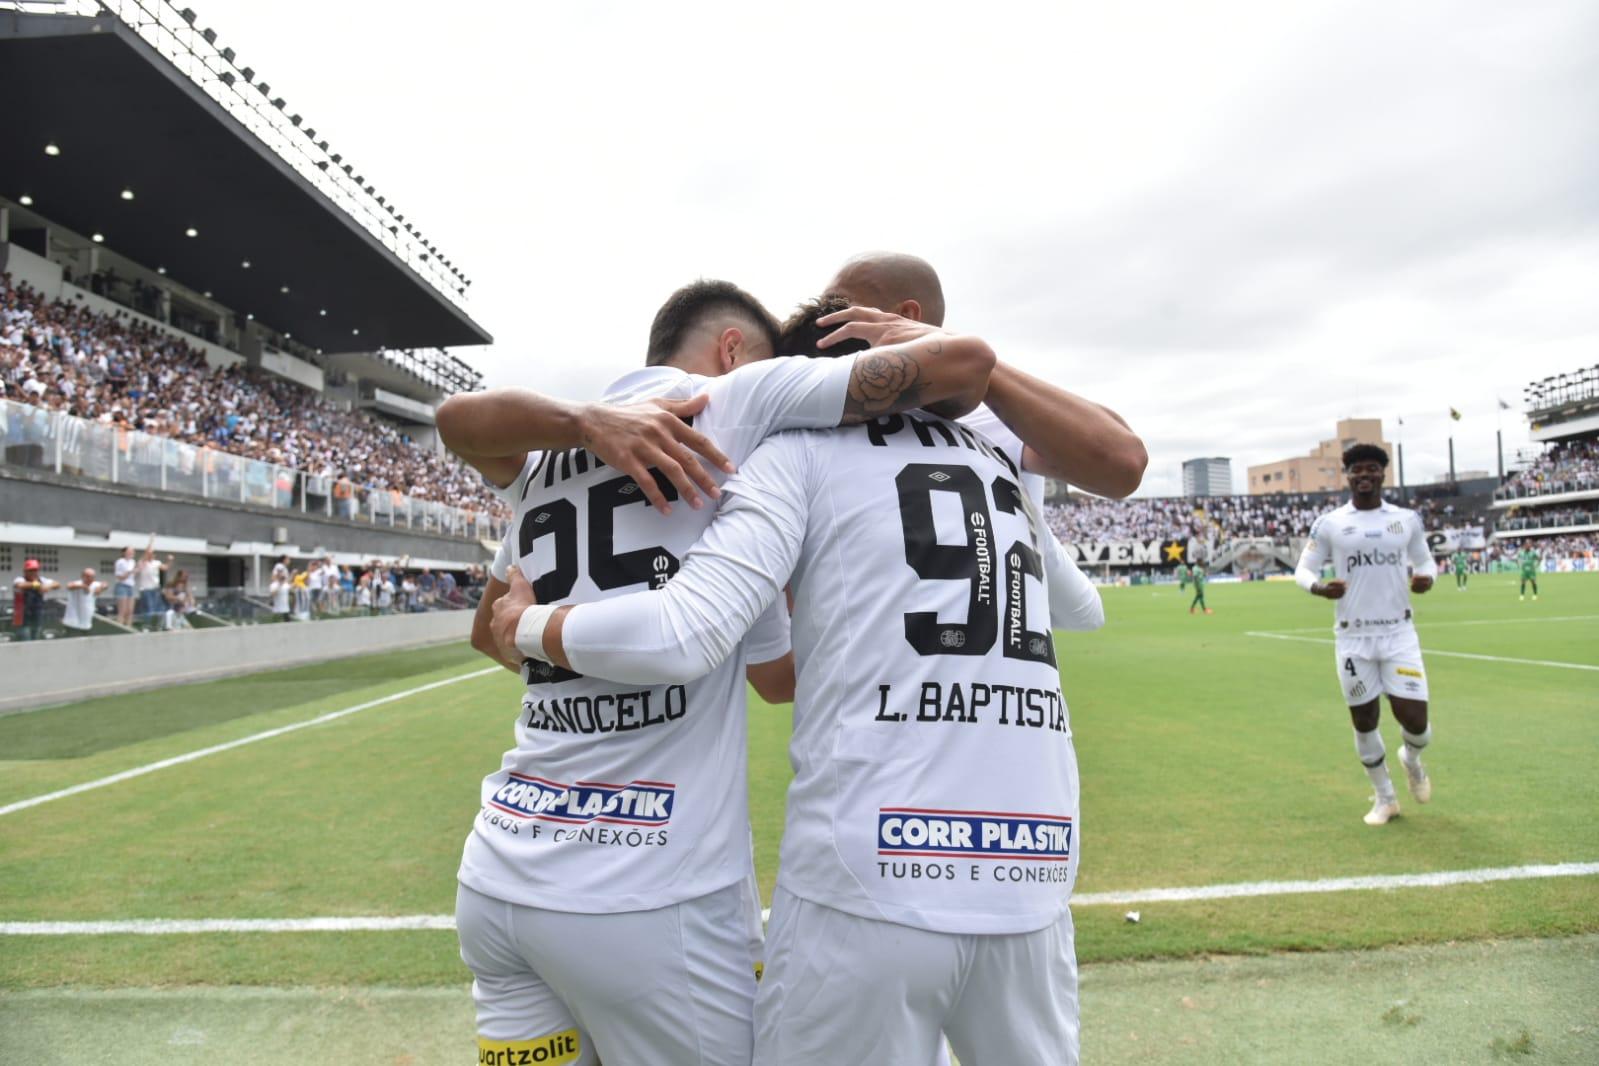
top-left (197, 0), bottom-right (1599, 496)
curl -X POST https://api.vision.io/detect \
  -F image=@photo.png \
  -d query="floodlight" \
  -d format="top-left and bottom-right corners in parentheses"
top-left (92, 233), bottom-right (104, 243)
top-left (202, 28), bottom-right (216, 45)
top-left (290, 114), bottom-right (302, 126)
top-left (44, 143), bottom-right (61, 156)
top-left (272, 98), bottom-right (286, 110)
top-left (185, 226), bottom-right (198, 237)
top-left (279, 286), bottom-right (290, 294)
top-left (319, 309), bottom-right (327, 316)
top-left (180, 8), bottom-right (196, 24)
top-left (352, 329), bottom-right (360, 336)
top-left (241, 260), bottom-right (251, 269)
top-left (220, 72), bottom-right (235, 86)
top-left (241, 67), bottom-right (254, 82)
top-left (18, 195), bottom-right (33, 206)
top-left (221, 47), bottom-right (235, 62)
top-left (120, 188), bottom-right (134, 201)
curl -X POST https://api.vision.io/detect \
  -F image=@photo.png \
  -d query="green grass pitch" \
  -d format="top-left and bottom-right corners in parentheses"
top-left (1, 573), bottom-right (1596, 1059)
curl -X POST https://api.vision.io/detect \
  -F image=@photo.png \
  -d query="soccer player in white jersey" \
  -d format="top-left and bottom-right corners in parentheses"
top-left (1295, 444), bottom-right (1438, 826)
top-left (505, 301), bottom-right (1106, 1066)
top-left (436, 280), bottom-right (997, 1066)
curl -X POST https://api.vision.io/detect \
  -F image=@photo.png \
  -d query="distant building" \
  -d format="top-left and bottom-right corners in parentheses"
top-left (1248, 418), bottom-right (1392, 494)
top-left (1182, 457), bottom-right (1233, 497)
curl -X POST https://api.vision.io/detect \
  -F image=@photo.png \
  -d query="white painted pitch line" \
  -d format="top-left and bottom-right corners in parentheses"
top-left (8, 862), bottom-right (1593, 935)
top-left (0, 667), bottom-right (500, 819)
top-left (1264, 614), bottom-right (1599, 635)
top-left (0, 916), bottom-right (457, 935)
top-left (1245, 632), bottom-right (1599, 672)
top-left (1071, 861), bottom-right (1599, 907)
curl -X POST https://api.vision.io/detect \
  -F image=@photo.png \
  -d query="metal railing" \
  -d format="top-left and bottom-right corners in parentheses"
top-left (1493, 471), bottom-right (1599, 501)
top-left (1494, 510), bottom-right (1598, 533)
top-left (1, 400), bottom-right (508, 541)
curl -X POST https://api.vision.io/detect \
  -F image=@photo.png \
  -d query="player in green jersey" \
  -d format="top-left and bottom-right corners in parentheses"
top-left (1188, 561), bottom-right (1212, 614)
top-left (1452, 549), bottom-right (1470, 590)
top-left (1519, 546), bottom-right (1540, 601)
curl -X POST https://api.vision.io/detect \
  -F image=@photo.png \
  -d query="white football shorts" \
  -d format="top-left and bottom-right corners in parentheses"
top-left (1334, 628), bottom-right (1429, 705)
top-left (754, 887), bottom-right (1078, 1066)
top-left (456, 880), bottom-right (757, 1066)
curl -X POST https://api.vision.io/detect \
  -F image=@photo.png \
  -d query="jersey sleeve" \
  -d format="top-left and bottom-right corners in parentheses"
top-left (744, 597), bottom-right (793, 665)
top-left (1295, 515), bottom-right (1332, 591)
top-left (1406, 514), bottom-right (1439, 577)
top-left (558, 434), bottom-right (813, 685)
top-left (489, 530), bottom-right (513, 583)
top-left (700, 356), bottom-right (857, 462)
top-left (487, 452), bottom-right (540, 505)
top-left (1040, 531), bottom-right (1104, 631)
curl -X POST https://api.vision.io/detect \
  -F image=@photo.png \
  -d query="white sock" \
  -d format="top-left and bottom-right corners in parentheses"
top-left (1354, 728), bottom-right (1395, 800)
top-left (1401, 724), bottom-right (1432, 761)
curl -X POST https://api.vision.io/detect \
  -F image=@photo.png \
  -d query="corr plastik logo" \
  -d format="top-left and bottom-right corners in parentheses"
top-left (490, 774), bottom-right (674, 826)
top-left (878, 807), bottom-right (1072, 861)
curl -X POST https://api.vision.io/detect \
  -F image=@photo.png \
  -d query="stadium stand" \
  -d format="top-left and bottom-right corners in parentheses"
top-left (1, 274), bottom-right (506, 517)
top-left (0, 1), bottom-right (499, 661)
top-left (1488, 365), bottom-right (1599, 569)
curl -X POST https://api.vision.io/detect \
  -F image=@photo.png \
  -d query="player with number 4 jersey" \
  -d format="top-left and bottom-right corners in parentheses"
top-left (515, 300), bottom-right (1105, 1066)
top-left (1295, 443), bottom-right (1438, 827)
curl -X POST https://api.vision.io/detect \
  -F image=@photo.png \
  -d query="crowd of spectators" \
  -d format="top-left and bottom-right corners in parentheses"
top-left (1045, 492), bottom-right (1338, 546)
top-left (1497, 505), bottom-right (1597, 532)
top-left (0, 274), bottom-right (506, 518)
top-left (1496, 440), bottom-right (1599, 499)
top-left (1487, 535), bottom-right (1598, 565)
top-left (261, 555), bottom-right (483, 621)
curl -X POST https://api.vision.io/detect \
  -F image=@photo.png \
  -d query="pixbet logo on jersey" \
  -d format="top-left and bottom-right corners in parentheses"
top-left (878, 807), bottom-right (1072, 861)
top-left (490, 773), bottom-right (674, 826)
top-left (1345, 548), bottom-right (1403, 571)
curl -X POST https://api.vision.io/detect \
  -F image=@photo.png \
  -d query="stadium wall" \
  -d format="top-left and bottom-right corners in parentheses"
top-left (0, 609), bottom-right (472, 713)
top-left (1, 467), bottom-right (487, 568)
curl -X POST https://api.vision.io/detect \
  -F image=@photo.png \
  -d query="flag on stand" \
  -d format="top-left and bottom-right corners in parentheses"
top-left (1498, 398), bottom-right (1512, 410)
top-left (1449, 407), bottom-right (1462, 421)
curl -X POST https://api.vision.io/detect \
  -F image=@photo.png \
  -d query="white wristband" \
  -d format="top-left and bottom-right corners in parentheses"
top-left (515, 604), bottom-right (558, 661)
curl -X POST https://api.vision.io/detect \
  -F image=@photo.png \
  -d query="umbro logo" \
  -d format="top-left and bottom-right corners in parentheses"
top-left (929, 471), bottom-right (951, 483)
top-left (620, 483), bottom-right (639, 496)
top-left (535, 513), bottom-right (550, 525)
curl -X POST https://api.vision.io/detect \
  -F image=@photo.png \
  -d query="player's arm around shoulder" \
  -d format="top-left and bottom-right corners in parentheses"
top-left (814, 307), bottom-right (995, 422)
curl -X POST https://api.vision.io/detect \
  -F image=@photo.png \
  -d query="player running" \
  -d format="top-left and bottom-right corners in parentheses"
top-left (504, 301), bottom-right (1106, 1066)
top-left (1519, 545), bottom-right (1540, 600)
top-left (436, 280), bottom-right (996, 1066)
top-left (1295, 444), bottom-right (1438, 827)
top-left (1188, 561), bottom-right (1212, 614)
top-left (1452, 548), bottom-right (1470, 590)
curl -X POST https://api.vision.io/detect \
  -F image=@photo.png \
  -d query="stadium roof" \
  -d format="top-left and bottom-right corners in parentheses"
top-left (0, 9), bottom-right (492, 353)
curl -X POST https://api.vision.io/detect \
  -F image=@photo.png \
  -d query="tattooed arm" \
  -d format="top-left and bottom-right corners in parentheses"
top-left (837, 328), bottom-right (995, 425)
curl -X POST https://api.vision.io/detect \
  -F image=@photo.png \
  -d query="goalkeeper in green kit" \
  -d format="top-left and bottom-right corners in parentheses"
top-left (1519, 546), bottom-right (1540, 601)
top-left (1452, 549), bottom-right (1470, 590)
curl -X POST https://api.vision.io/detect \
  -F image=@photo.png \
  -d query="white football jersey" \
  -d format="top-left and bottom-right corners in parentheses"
top-left (1297, 501), bottom-right (1437, 636)
top-left (458, 354), bottom-right (856, 914)
top-left (559, 412), bottom-right (1082, 935)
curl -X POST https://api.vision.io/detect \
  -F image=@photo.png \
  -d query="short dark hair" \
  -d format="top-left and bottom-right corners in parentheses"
top-left (1342, 443), bottom-right (1389, 469)
top-left (776, 295), bottom-right (870, 360)
top-left (644, 279), bottom-right (779, 367)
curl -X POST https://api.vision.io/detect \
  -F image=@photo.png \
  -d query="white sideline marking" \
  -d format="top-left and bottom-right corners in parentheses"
top-left (0, 667), bottom-right (500, 819)
top-left (1246, 632), bottom-right (1599, 671)
top-left (1071, 861), bottom-right (1599, 907)
top-left (8, 863), bottom-right (1593, 935)
top-left (1265, 614), bottom-right (1599, 635)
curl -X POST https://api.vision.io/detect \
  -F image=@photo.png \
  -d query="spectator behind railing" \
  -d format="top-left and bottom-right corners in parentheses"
top-left (1046, 491), bottom-right (1344, 547)
top-left (1495, 440), bottom-right (1599, 500)
top-left (0, 273), bottom-right (508, 519)
top-left (1488, 534), bottom-right (1598, 564)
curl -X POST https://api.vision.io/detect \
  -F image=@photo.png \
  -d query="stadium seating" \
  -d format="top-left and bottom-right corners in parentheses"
top-left (1046, 491), bottom-right (1339, 546)
top-left (0, 275), bottom-right (507, 518)
top-left (1495, 440), bottom-right (1599, 500)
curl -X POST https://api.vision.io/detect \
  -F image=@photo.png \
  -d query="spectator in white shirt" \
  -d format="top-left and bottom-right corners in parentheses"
top-left (133, 536), bottom-right (171, 624)
top-left (113, 546), bottom-right (137, 626)
top-left (63, 568), bottom-right (109, 635)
